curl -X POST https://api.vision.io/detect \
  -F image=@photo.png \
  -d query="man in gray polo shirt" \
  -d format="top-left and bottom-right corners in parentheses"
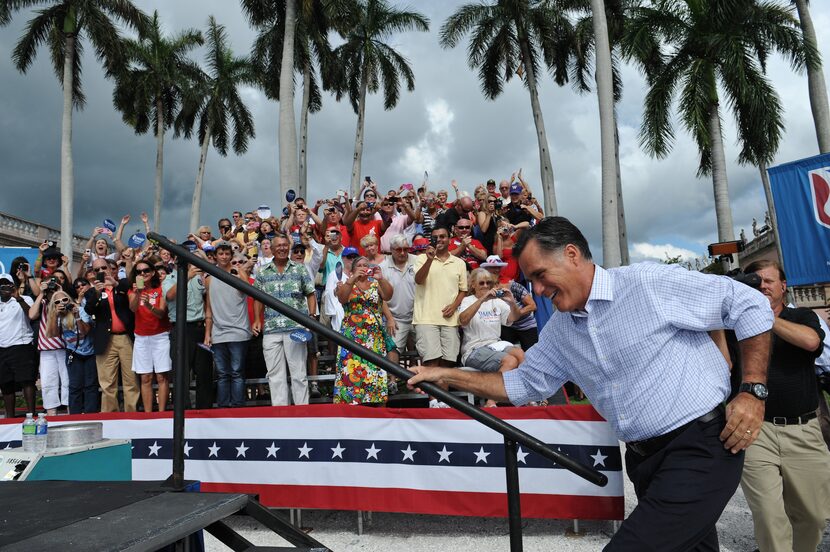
top-left (380, 234), bottom-right (417, 364)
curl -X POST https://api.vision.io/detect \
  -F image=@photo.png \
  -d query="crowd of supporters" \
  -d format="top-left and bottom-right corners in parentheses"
top-left (0, 174), bottom-right (549, 414)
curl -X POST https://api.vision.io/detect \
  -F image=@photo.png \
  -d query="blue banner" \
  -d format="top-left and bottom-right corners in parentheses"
top-left (0, 247), bottom-right (39, 276)
top-left (768, 153), bottom-right (830, 286)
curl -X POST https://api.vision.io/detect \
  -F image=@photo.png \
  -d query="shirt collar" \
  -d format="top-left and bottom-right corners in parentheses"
top-left (570, 265), bottom-right (613, 318)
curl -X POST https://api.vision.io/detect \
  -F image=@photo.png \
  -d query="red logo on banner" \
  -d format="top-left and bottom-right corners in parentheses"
top-left (809, 168), bottom-right (830, 229)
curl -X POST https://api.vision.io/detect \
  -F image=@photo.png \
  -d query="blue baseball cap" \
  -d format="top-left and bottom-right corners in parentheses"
top-left (509, 183), bottom-right (523, 195)
top-left (342, 247), bottom-right (359, 257)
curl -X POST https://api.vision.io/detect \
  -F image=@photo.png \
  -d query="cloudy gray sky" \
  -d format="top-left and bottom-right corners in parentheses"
top-left (1, 1), bottom-right (828, 264)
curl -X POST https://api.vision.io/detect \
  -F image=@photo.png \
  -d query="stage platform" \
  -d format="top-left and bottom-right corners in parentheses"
top-left (0, 480), bottom-right (330, 551)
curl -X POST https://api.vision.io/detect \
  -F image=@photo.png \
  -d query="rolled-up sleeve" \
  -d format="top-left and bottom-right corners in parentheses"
top-left (503, 326), bottom-right (566, 406)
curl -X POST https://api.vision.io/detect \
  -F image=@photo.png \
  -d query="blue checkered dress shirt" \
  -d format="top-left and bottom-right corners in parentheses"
top-left (503, 263), bottom-right (774, 442)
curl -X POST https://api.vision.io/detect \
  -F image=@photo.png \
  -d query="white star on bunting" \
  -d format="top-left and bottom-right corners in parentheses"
top-left (437, 445), bottom-right (453, 463)
top-left (298, 442), bottom-right (313, 459)
top-left (183, 442), bottom-right (193, 457)
top-left (473, 446), bottom-right (491, 464)
top-left (236, 442), bottom-right (249, 458)
top-left (208, 442), bottom-right (221, 458)
top-left (590, 449), bottom-right (607, 468)
top-left (266, 442), bottom-right (280, 458)
top-left (516, 447), bottom-right (529, 464)
top-left (365, 443), bottom-right (381, 460)
top-left (401, 445), bottom-right (417, 462)
top-left (331, 442), bottom-right (346, 459)
top-left (148, 441), bottom-right (161, 457)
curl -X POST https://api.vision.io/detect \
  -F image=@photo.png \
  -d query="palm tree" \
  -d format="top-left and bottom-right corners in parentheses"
top-left (245, 0), bottom-right (334, 200)
top-left (1, 0), bottom-right (145, 259)
top-left (332, 0), bottom-right (429, 196)
top-left (175, 17), bottom-right (257, 232)
top-left (625, 0), bottom-right (804, 244)
top-left (112, 11), bottom-right (203, 231)
top-left (440, 0), bottom-right (573, 216)
top-left (564, 0), bottom-right (633, 266)
top-left (792, 0), bottom-right (830, 153)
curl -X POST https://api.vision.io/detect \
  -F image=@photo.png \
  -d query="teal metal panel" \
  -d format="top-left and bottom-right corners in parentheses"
top-left (27, 444), bottom-right (132, 481)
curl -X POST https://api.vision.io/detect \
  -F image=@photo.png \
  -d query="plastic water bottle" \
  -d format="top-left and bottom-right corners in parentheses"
top-left (21, 413), bottom-right (36, 452)
top-left (34, 413), bottom-right (48, 453)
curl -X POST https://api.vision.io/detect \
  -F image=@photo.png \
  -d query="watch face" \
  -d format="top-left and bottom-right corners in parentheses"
top-left (752, 383), bottom-right (769, 399)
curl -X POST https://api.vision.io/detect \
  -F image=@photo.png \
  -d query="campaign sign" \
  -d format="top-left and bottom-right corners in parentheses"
top-left (289, 328), bottom-right (313, 342)
top-left (257, 204), bottom-right (271, 220)
top-left (0, 247), bottom-right (39, 275)
top-left (128, 233), bottom-right (147, 249)
top-left (285, 189), bottom-right (296, 203)
top-left (767, 152), bottom-right (830, 285)
top-left (181, 240), bottom-right (198, 252)
top-left (102, 218), bottom-right (117, 232)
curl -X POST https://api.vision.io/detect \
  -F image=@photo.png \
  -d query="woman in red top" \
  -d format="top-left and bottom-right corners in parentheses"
top-left (128, 258), bottom-right (171, 412)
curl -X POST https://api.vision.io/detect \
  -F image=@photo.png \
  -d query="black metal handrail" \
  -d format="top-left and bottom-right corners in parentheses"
top-left (149, 232), bottom-right (607, 552)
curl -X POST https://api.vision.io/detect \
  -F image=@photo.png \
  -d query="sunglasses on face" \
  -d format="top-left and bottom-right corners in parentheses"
top-left (56, 297), bottom-right (71, 304)
top-left (137, 268), bottom-right (154, 275)
top-left (75, 283), bottom-right (88, 289)
top-left (230, 260), bottom-right (244, 265)
top-left (200, 231), bottom-right (211, 234)
top-left (220, 226), bottom-right (231, 231)
top-left (94, 267), bottom-right (108, 273)
top-left (457, 226), bottom-right (471, 230)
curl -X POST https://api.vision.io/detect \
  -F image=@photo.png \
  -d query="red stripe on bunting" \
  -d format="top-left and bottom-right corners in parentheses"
top-left (0, 404), bottom-right (608, 425)
top-left (200, 482), bottom-right (624, 520)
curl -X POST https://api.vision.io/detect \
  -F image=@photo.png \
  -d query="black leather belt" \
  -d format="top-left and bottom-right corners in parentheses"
top-left (626, 405), bottom-right (724, 458)
top-left (765, 410), bottom-right (816, 426)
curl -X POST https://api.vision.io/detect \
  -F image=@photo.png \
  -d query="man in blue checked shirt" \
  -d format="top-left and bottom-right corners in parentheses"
top-left (409, 216), bottom-right (774, 551)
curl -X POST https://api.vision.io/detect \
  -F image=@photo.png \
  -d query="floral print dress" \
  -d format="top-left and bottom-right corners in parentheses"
top-left (333, 280), bottom-right (396, 404)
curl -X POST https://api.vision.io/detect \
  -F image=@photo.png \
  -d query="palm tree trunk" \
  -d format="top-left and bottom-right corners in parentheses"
top-left (707, 101), bottom-right (736, 243)
top-left (60, 33), bottom-right (75, 268)
top-left (189, 128), bottom-right (212, 232)
top-left (350, 66), bottom-right (368, 197)
top-left (614, 115), bottom-right (629, 265)
top-left (153, 97), bottom-right (164, 232)
top-left (518, 37), bottom-right (557, 216)
top-left (298, 64), bottom-right (311, 199)
top-left (794, 0), bottom-right (830, 153)
top-left (758, 162), bottom-right (787, 271)
top-left (591, 0), bottom-right (620, 268)
top-left (278, 0), bottom-right (299, 206)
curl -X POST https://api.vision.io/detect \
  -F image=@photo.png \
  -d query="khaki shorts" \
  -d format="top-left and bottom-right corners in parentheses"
top-left (392, 319), bottom-right (415, 351)
top-left (415, 324), bottom-right (460, 363)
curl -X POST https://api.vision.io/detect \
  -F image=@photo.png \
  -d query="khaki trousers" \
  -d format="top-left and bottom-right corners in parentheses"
top-left (741, 418), bottom-right (830, 552)
top-left (96, 334), bottom-right (139, 412)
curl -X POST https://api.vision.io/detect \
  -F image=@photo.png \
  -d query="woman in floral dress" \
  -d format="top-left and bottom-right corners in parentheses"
top-left (333, 256), bottom-right (396, 404)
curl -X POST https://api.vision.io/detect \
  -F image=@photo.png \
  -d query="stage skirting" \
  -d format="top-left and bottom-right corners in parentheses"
top-left (0, 404), bottom-right (624, 520)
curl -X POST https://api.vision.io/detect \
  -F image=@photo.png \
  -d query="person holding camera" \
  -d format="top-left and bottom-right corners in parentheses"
top-left (333, 256), bottom-right (395, 405)
top-left (458, 269), bottom-right (524, 407)
top-left (740, 260), bottom-right (830, 552)
top-left (343, 199), bottom-right (389, 256)
top-left (449, 219), bottom-right (487, 270)
top-left (413, 226), bottom-right (467, 367)
top-left (47, 290), bottom-right (98, 414)
top-left (128, 259), bottom-right (171, 413)
top-left (83, 259), bottom-right (138, 412)
top-left (29, 286), bottom-right (69, 415)
top-left (0, 273), bottom-right (38, 417)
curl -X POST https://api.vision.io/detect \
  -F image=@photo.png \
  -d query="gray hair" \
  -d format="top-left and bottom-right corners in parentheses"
top-left (389, 234), bottom-right (410, 250)
top-left (351, 255), bottom-right (368, 272)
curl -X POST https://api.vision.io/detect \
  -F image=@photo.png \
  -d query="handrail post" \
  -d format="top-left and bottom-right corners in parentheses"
top-left (504, 438), bottom-right (523, 552)
top-left (171, 257), bottom-right (189, 489)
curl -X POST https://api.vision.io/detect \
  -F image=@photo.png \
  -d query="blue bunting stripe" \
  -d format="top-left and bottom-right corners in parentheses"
top-left (121, 438), bottom-right (622, 471)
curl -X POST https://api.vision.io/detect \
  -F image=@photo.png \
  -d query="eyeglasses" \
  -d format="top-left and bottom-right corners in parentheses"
top-left (137, 268), bottom-right (154, 275)
top-left (94, 267), bottom-right (108, 273)
top-left (75, 282), bottom-right (88, 289)
top-left (478, 281), bottom-right (494, 287)
top-left (220, 226), bottom-right (231, 231)
top-left (230, 260), bottom-right (245, 265)
top-left (499, 187), bottom-right (509, 191)
top-left (456, 225), bottom-right (471, 230)
top-left (200, 231), bottom-right (211, 234)
top-left (392, 247), bottom-right (408, 252)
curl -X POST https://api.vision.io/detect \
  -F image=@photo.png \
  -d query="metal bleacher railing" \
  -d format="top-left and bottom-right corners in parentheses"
top-left (149, 232), bottom-right (607, 552)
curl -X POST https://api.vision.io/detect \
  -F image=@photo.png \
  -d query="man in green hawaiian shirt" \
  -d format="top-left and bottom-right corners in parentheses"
top-left (253, 234), bottom-right (317, 406)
